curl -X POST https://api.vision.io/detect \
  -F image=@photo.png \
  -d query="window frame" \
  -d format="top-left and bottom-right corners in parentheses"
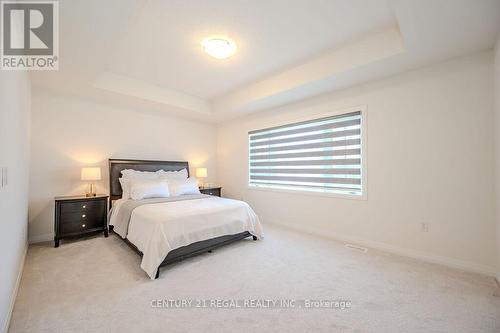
top-left (247, 105), bottom-right (367, 201)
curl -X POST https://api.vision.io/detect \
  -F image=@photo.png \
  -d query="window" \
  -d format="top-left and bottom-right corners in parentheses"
top-left (248, 109), bottom-right (364, 197)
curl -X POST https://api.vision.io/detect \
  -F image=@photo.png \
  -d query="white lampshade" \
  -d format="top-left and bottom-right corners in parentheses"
top-left (195, 168), bottom-right (207, 178)
top-left (81, 167), bottom-right (101, 181)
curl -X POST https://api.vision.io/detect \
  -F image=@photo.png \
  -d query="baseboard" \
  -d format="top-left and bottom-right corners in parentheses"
top-left (266, 221), bottom-right (497, 277)
top-left (2, 242), bottom-right (27, 333)
top-left (28, 233), bottom-right (53, 244)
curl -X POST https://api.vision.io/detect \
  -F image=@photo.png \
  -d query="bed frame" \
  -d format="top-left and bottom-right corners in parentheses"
top-left (108, 158), bottom-right (256, 279)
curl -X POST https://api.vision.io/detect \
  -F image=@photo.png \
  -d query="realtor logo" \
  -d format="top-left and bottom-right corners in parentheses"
top-left (1, 0), bottom-right (58, 70)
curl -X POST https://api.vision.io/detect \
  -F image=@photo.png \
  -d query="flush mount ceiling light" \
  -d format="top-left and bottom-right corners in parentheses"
top-left (202, 37), bottom-right (237, 59)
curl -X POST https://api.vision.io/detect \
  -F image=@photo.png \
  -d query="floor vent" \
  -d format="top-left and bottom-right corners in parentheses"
top-left (345, 243), bottom-right (368, 253)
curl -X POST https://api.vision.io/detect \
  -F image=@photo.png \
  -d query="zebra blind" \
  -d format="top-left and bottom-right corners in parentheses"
top-left (248, 111), bottom-right (363, 196)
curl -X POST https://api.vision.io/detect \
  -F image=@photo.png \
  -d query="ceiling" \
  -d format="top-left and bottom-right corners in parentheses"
top-left (31, 0), bottom-right (500, 123)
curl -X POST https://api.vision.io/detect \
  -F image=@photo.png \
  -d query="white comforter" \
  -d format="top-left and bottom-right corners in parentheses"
top-left (110, 196), bottom-right (263, 279)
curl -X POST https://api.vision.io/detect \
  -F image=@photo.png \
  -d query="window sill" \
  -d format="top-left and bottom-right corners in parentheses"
top-left (246, 185), bottom-right (367, 201)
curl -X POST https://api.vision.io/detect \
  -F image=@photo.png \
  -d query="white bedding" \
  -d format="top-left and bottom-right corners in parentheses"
top-left (109, 196), bottom-right (263, 279)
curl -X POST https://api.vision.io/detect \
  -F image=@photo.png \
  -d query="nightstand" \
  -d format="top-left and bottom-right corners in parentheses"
top-left (199, 186), bottom-right (222, 197)
top-left (54, 194), bottom-right (109, 247)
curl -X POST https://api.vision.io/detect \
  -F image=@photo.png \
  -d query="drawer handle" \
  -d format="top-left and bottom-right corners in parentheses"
top-left (82, 214), bottom-right (86, 218)
top-left (82, 205), bottom-right (86, 209)
top-left (82, 224), bottom-right (86, 228)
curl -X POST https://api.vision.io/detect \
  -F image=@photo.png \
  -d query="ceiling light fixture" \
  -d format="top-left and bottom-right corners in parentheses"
top-left (202, 37), bottom-right (237, 59)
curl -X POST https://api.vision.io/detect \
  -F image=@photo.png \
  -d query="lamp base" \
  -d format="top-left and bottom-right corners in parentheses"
top-left (85, 183), bottom-right (96, 197)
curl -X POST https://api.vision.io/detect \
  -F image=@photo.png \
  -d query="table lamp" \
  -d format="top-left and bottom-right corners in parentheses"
top-left (195, 167), bottom-right (207, 188)
top-left (81, 167), bottom-right (101, 197)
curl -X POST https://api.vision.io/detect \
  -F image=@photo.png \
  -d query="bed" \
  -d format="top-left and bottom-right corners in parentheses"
top-left (108, 159), bottom-right (263, 279)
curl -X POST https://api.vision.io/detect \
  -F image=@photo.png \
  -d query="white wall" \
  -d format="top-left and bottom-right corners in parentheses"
top-left (0, 71), bottom-right (31, 332)
top-left (28, 89), bottom-right (218, 242)
top-left (217, 51), bottom-right (497, 275)
top-left (494, 33), bottom-right (500, 282)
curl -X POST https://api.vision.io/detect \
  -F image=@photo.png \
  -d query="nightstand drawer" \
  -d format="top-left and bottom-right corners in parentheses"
top-left (199, 187), bottom-right (221, 197)
top-left (60, 211), bottom-right (103, 234)
top-left (61, 200), bottom-right (105, 214)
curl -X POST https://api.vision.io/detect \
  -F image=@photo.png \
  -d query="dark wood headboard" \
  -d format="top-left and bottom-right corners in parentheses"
top-left (108, 159), bottom-right (189, 204)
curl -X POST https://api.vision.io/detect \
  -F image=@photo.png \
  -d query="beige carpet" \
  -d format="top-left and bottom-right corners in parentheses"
top-left (9, 224), bottom-right (500, 333)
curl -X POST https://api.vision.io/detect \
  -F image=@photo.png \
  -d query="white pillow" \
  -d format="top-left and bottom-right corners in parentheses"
top-left (121, 169), bottom-right (159, 180)
top-left (129, 179), bottom-right (170, 200)
top-left (158, 168), bottom-right (188, 181)
top-left (168, 177), bottom-right (200, 196)
top-left (119, 178), bottom-right (132, 199)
